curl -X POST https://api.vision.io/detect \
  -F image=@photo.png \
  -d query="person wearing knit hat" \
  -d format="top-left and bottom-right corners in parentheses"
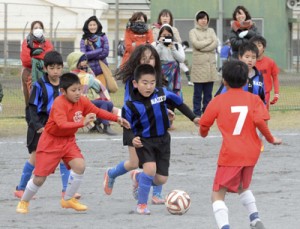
top-left (189, 10), bottom-right (219, 117)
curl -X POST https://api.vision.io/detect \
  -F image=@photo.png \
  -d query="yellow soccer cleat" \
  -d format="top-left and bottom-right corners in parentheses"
top-left (60, 197), bottom-right (88, 211)
top-left (16, 200), bottom-right (29, 214)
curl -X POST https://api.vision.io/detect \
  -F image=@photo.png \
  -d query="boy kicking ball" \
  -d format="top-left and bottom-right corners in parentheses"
top-left (16, 72), bottom-right (130, 214)
top-left (199, 60), bottom-right (282, 229)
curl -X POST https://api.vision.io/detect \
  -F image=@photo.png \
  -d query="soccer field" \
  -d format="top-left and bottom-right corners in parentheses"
top-left (0, 130), bottom-right (299, 229)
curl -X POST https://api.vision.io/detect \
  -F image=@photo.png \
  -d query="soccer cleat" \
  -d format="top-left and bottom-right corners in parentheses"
top-left (103, 169), bottom-right (115, 195)
top-left (60, 198), bottom-right (88, 211)
top-left (136, 204), bottom-right (151, 215)
top-left (151, 194), bottom-right (165, 205)
top-left (130, 170), bottom-right (140, 200)
top-left (61, 191), bottom-right (81, 200)
top-left (16, 200), bottom-right (29, 214)
top-left (250, 220), bottom-right (265, 229)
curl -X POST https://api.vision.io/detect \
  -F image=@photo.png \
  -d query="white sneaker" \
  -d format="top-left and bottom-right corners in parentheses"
top-left (188, 81), bottom-right (194, 86)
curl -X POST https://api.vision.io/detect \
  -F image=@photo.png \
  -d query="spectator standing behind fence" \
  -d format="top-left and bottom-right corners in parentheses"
top-left (0, 81), bottom-right (3, 113)
top-left (116, 38), bottom-right (125, 70)
top-left (152, 9), bottom-right (182, 43)
top-left (189, 10), bottom-right (218, 117)
top-left (20, 21), bottom-right (53, 123)
top-left (80, 16), bottom-right (109, 88)
top-left (229, 5), bottom-right (259, 59)
top-left (121, 12), bottom-right (153, 66)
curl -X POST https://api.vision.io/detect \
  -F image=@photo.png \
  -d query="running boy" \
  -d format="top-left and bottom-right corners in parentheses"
top-left (215, 42), bottom-right (265, 104)
top-left (16, 72), bottom-right (130, 214)
top-left (122, 64), bottom-right (199, 214)
top-left (199, 60), bottom-right (282, 229)
top-left (249, 35), bottom-right (280, 110)
top-left (14, 51), bottom-right (78, 199)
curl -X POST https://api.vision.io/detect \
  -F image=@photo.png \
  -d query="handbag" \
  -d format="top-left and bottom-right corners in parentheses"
top-left (99, 60), bottom-right (118, 93)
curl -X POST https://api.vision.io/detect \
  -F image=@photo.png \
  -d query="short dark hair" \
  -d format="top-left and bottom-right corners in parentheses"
top-left (134, 64), bottom-right (156, 82)
top-left (59, 72), bottom-right (80, 90)
top-left (44, 51), bottom-right (63, 67)
top-left (157, 25), bottom-right (174, 41)
top-left (232, 6), bottom-right (251, 21)
top-left (222, 60), bottom-right (248, 88)
top-left (249, 35), bottom-right (267, 48)
top-left (238, 42), bottom-right (259, 58)
top-left (196, 11), bottom-right (209, 22)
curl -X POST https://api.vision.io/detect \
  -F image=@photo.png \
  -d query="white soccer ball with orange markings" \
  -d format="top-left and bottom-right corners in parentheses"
top-left (165, 189), bottom-right (191, 215)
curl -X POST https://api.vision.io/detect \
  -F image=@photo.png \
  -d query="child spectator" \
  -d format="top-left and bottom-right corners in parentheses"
top-left (199, 60), bottom-right (282, 229)
top-left (123, 64), bottom-right (199, 214)
top-left (14, 51), bottom-right (80, 200)
top-left (249, 35), bottom-right (280, 110)
top-left (215, 42), bottom-right (265, 104)
top-left (220, 39), bottom-right (231, 66)
top-left (121, 12), bottom-right (153, 66)
top-left (104, 44), bottom-right (166, 205)
top-left (16, 72), bottom-right (130, 214)
top-left (67, 51), bottom-right (118, 135)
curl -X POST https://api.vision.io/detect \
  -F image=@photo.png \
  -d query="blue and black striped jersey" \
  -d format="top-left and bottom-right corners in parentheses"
top-left (123, 87), bottom-right (196, 139)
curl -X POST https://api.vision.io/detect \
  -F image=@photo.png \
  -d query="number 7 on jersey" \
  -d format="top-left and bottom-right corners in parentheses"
top-left (231, 106), bottom-right (248, 135)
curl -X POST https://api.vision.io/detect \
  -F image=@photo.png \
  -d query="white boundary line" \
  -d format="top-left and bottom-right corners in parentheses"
top-left (0, 132), bottom-right (298, 144)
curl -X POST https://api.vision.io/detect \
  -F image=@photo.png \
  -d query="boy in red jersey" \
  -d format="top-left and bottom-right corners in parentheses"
top-left (250, 35), bottom-right (280, 110)
top-left (16, 73), bottom-right (130, 214)
top-left (199, 60), bottom-right (282, 229)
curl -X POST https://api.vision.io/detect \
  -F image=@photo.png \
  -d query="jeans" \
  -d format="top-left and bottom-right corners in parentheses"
top-left (91, 100), bottom-right (114, 125)
top-left (193, 82), bottom-right (214, 116)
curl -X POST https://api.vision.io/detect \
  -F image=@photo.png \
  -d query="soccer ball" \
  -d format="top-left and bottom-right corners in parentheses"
top-left (165, 190), bottom-right (191, 215)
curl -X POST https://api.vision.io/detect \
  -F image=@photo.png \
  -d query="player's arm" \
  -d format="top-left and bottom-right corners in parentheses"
top-left (270, 61), bottom-right (280, 105)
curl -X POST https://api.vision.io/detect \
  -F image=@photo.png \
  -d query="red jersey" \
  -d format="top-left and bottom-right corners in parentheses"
top-left (256, 56), bottom-right (279, 94)
top-left (45, 95), bottom-right (118, 137)
top-left (199, 88), bottom-right (274, 166)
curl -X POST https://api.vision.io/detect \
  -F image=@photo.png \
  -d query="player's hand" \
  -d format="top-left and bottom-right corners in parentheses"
top-left (193, 117), bottom-right (200, 126)
top-left (239, 30), bottom-right (248, 38)
top-left (84, 113), bottom-right (96, 126)
top-left (270, 94), bottom-right (279, 105)
top-left (272, 137), bottom-right (282, 145)
top-left (117, 117), bottom-right (131, 129)
top-left (36, 127), bottom-right (44, 133)
top-left (132, 136), bottom-right (143, 148)
top-left (167, 109), bottom-right (175, 121)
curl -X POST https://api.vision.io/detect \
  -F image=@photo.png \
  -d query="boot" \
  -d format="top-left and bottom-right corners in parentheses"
top-left (103, 124), bottom-right (117, 135)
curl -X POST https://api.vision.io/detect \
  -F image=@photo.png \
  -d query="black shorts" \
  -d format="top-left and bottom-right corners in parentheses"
top-left (136, 132), bottom-right (171, 176)
top-left (123, 130), bottom-right (134, 146)
top-left (27, 125), bottom-right (41, 154)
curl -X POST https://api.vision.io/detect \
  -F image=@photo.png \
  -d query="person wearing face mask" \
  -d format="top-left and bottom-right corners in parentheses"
top-left (20, 20), bottom-right (53, 123)
top-left (229, 5), bottom-right (260, 59)
top-left (120, 12), bottom-right (154, 66)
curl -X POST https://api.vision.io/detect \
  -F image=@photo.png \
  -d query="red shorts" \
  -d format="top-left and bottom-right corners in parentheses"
top-left (34, 131), bottom-right (84, 177)
top-left (213, 166), bottom-right (254, 193)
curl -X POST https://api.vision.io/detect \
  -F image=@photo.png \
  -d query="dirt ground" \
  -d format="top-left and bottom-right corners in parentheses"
top-left (0, 129), bottom-right (299, 229)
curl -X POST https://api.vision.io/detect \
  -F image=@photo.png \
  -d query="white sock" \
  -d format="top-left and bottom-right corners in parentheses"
top-left (22, 179), bottom-right (40, 202)
top-left (64, 171), bottom-right (83, 200)
top-left (213, 200), bottom-right (229, 229)
top-left (239, 190), bottom-right (260, 223)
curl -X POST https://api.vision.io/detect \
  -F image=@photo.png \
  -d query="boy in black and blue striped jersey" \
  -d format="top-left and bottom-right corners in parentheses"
top-left (122, 64), bottom-right (199, 215)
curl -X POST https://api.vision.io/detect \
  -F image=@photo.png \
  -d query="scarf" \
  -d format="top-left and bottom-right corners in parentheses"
top-left (231, 20), bottom-right (253, 32)
top-left (26, 33), bottom-right (45, 49)
top-left (128, 21), bottom-right (148, 34)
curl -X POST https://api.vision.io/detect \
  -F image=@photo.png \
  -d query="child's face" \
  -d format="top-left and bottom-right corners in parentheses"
top-left (140, 49), bottom-right (155, 67)
top-left (160, 29), bottom-right (172, 38)
top-left (88, 20), bottom-right (98, 34)
top-left (78, 60), bottom-right (88, 71)
top-left (45, 64), bottom-right (63, 83)
top-left (254, 42), bottom-right (264, 58)
top-left (133, 74), bottom-right (156, 97)
top-left (239, 51), bottom-right (257, 71)
top-left (62, 83), bottom-right (82, 103)
top-left (160, 13), bottom-right (171, 25)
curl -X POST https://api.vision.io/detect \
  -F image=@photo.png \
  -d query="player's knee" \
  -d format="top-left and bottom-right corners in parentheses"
top-left (33, 176), bottom-right (46, 187)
